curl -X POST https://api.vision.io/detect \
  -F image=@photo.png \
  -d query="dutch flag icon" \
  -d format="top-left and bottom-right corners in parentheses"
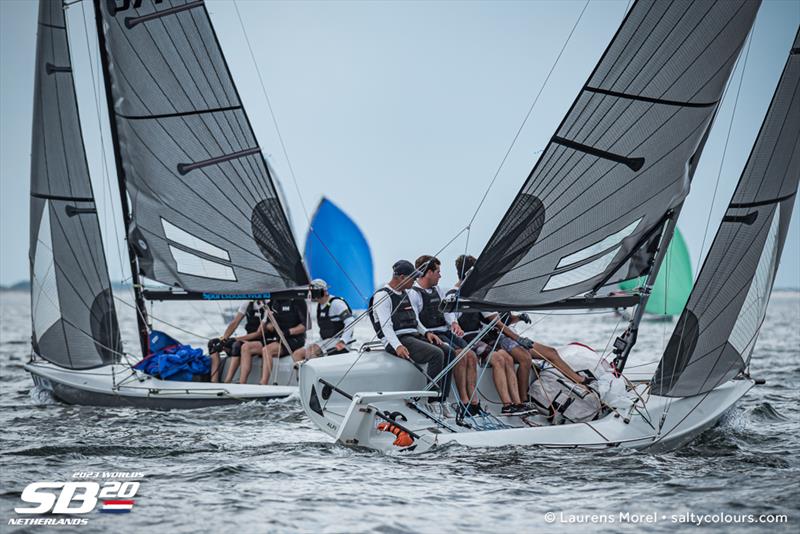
top-left (100, 500), bottom-right (134, 513)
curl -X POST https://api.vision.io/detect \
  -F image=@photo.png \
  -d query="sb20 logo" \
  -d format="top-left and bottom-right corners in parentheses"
top-left (107, 0), bottom-right (165, 14)
top-left (15, 482), bottom-right (139, 514)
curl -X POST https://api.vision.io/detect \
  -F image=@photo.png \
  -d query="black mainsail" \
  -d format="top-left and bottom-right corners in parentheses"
top-left (29, 0), bottom-right (122, 369)
top-left (92, 0), bottom-right (308, 297)
top-left (651, 28), bottom-right (800, 398)
top-left (459, 0), bottom-right (760, 310)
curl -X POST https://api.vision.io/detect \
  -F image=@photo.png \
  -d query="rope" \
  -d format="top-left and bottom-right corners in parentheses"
top-left (658, 28), bottom-right (754, 428)
top-left (466, 0), bottom-right (589, 227)
top-left (112, 295), bottom-right (207, 340)
top-left (231, 0), bottom-right (371, 304)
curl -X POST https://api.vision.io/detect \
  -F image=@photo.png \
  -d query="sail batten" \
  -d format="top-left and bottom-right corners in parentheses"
top-left (652, 28), bottom-right (800, 397)
top-left (95, 0), bottom-right (307, 293)
top-left (583, 86), bottom-right (718, 108)
top-left (30, 0), bottom-right (122, 369)
top-left (117, 104), bottom-right (243, 120)
top-left (460, 0), bottom-right (760, 308)
top-left (123, 0), bottom-right (204, 28)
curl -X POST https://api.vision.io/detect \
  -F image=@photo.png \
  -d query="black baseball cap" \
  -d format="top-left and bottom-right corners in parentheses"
top-left (392, 259), bottom-right (419, 278)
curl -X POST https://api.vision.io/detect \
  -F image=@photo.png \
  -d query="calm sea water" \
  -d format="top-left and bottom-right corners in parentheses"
top-left (1, 290), bottom-right (798, 533)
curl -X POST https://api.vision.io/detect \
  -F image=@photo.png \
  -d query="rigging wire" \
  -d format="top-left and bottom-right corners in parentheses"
top-left (230, 1), bottom-right (368, 303)
top-left (231, 0), bottom-right (308, 223)
top-left (466, 0), bottom-right (590, 228)
top-left (112, 294), bottom-right (209, 341)
top-left (658, 27), bottom-right (755, 429)
top-left (73, 0), bottom-right (134, 349)
top-left (319, 1), bottom-right (634, 406)
top-left (470, 4), bottom-right (752, 288)
top-left (75, 1), bottom-right (128, 286)
top-left (28, 1), bottom-right (116, 367)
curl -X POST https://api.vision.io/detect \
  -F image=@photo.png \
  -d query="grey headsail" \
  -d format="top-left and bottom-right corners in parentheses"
top-left (30, 0), bottom-right (122, 369)
top-left (93, 0), bottom-right (307, 294)
top-left (652, 28), bottom-right (800, 398)
top-left (460, 0), bottom-right (760, 309)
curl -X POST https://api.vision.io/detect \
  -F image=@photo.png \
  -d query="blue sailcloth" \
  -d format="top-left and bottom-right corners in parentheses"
top-left (304, 198), bottom-right (374, 309)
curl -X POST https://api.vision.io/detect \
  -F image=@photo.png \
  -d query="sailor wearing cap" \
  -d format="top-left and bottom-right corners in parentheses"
top-left (294, 279), bottom-right (356, 360)
top-left (368, 260), bottom-right (448, 409)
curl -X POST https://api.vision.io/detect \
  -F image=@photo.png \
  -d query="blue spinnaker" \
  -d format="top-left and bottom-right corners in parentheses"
top-left (304, 198), bottom-right (374, 309)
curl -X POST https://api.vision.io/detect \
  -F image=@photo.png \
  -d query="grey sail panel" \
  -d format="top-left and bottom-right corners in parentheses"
top-left (460, 0), bottom-right (760, 307)
top-left (96, 0), bottom-right (307, 293)
top-left (30, 0), bottom-right (93, 200)
top-left (652, 29), bottom-right (800, 398)
top-left (30, 0), bottom-right (121, 369)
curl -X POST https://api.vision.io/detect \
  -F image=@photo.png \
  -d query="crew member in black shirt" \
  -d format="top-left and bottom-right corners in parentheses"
top-left (239, 297), bottom-right (308, 385)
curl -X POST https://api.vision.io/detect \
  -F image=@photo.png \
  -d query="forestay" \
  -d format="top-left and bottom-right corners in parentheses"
top-left (460, 0), bottom-right (760, 308)
top-left (95, 0), bottom-right (307, 294)
top-left (652, 29), bottom-right (800, 398)
top-left (29, 0), bottom-right (122, 369)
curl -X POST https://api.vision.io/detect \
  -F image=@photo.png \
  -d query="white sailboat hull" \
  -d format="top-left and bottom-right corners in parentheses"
top-left (298, 349), bottom-right (754, 453)
top-left (25, 357), bottom-right (298, 410)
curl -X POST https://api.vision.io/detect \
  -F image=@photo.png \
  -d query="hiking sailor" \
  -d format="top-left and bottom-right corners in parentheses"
top-left (454, 255), bottom-right (594, 399)
top-left (369, 260), bottom-right (448, 412)
top-left (207, 300), bottom-right (265, 383)
top-left (294, 279), bottom-right (355, 360)
top-left (409, 255), bottom-right (482, 416)
top-left (239, 297), bottom-right (308, 385)
top-left (450, 256), bottom-right (532, 415)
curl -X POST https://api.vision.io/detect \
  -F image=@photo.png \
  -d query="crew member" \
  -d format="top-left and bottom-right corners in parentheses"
top-left (294, 279), bottom-right (355, 360)
top-left (239, 297), bottom-right (308, 385)
top-left (369, 260), bottom-right (447, 411)
top-left (450, 257), bottom-right (530, 415)
top-left (207, 299), bottom-right (265, 383)
top-left (409, 255), bottom-right (481, 416)
top-left (454, 255), bottom-right (593, 407)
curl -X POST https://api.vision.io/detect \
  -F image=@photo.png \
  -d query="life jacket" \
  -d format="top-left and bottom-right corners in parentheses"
top-left (317, 296), bottom-right (352, 340)
top-left (412, 286), bottom-right (446, 331)
top-left (243, 301), bottom-right (265, 334)
top-left (377, 422), bottom-right (414, 447)
top-left (369, 288), bottom-right (417, 339)
top-left (268, 299), bottom-right (306, 342)
top-left (458, 310), bottom-right (483, 335)
top-left (444, 289), bottom-right (481, 335)
top-left (444, 289), bottom-right (501, 343)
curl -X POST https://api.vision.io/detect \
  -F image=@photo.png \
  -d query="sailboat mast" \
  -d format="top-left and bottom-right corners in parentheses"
top-left (91, 0), bottom-right (150, 357)
top-left (612, 208), bottom-right (681, 373)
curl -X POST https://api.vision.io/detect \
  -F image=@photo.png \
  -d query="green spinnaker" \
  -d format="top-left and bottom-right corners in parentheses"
top-left (619, 228), bottom-right (693, 316)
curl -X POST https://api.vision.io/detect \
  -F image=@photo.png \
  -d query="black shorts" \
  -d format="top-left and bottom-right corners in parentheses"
top-left (208, 338), bottom-right (239, 356)
top-left (273, 336), bottom-right (305, 357)
top-left (433, 331), bottom-right (468, 351)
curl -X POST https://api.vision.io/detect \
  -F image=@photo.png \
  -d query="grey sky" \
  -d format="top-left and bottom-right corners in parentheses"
top-left (1, 0), bottom-right (798, 291)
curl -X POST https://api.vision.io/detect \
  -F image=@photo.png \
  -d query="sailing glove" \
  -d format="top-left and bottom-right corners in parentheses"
top-left (517, 337), bottom-right (534, 349)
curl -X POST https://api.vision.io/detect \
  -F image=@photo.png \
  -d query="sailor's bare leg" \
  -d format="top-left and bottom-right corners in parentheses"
top-left (502, 351), bottom-right (523, 405)
top-left (209, 352), bottom-right (221, 383)
top-left (238, 341), bottom-right (263, 384)
top-left (531, 342), bottom-right (586, 386)
top-left (260, 342), bottom-right (280, 385)
top-left (464, 350), bottom-right (478, 406)
top-left (489, 350), bottom-right (516, 406)
top-left (223, 357), bottom-right (239, 384)
top-left (292, 347), bottom-right (307, 362)
top-left (510, 345), bottom-right (533, 401)
top-left (453, 349), bottom-right (468, 404)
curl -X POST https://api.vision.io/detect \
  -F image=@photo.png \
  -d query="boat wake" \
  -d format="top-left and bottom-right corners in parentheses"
top-left (746, 401), bottom-right (789, 421)
top-left (28, 384), bottom-right (57, 406)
